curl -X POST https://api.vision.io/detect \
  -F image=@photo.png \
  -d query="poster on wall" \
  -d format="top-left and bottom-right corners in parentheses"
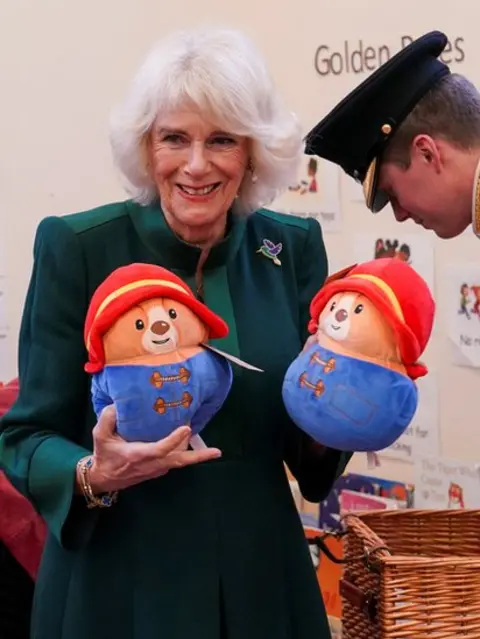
top-left (379, 373), bottom-right (440, 463)
top-left (445, 263), bottom-right (480, 369)
top-left (414, 455), bottom-right (480, 509)
top-left (352, 231), bottom-right (435, 293)
top-left (271, 155), bottom-right (341, 233)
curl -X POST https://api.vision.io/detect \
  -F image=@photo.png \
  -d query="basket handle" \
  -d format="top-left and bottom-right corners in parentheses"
top-left (308, 532), bottom-right (390, 570)
top-left (307, 533), bottom-right (348, 564)
top-left (339, 577), bottom-right (377, 621)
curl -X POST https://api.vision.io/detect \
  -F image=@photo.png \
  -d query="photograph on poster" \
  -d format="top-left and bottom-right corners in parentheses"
top-left (271, 155), bottom-right (341, 233)
top-left (414, 455), bottom-right (480, 509)
top-left (353, 231), bottom-right (435, 293)
top-left (445, 263), bottom-right (480, 369)
top-left (379, 374), bottom-right (440, 463)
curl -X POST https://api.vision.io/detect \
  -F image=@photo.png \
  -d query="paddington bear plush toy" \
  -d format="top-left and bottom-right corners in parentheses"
top-left (282, 258), bottom-right (435, 452)
top-left (84, 263), bottom-right (235, 444)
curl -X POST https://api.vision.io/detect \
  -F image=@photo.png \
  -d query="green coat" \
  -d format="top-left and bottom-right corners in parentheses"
top-left (0, 199), bottom-right (350, 639)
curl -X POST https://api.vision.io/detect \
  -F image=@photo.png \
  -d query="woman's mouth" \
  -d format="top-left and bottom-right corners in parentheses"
top-left (177, 183), bottom-right (221, 198)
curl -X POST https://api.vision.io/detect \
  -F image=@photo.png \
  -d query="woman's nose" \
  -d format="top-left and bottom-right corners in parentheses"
top-left (185, 143), bottom-right (209, 176)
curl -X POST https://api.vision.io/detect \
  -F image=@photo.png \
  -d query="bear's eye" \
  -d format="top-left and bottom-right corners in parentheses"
top-left (135, 319), bottom-right (145, 330)
top-left (168, 308), bottom-right (177, 319)
top-left (329, 301), bottom-right (336, 312)
top-left (354, 304), bottom-right (364, 314)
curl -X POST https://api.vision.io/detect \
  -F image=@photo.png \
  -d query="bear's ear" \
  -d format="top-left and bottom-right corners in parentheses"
top-left (324, 264), bottom-right (357, 286)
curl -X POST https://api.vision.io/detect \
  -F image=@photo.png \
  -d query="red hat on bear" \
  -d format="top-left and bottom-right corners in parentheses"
top-left (308, 258), bottom-right (435, 380)
top-left (84, 263), bottom-right (229, 374)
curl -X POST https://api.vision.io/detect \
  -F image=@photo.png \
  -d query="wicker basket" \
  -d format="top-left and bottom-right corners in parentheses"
top-left (339, 509), bottom-right (480, 638)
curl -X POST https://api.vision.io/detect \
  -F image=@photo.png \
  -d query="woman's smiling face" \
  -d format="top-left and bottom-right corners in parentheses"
top-left (147, 106), bottom-right (249, 244)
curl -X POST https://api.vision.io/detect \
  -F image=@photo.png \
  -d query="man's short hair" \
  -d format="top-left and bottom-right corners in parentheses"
top-left (384, 73), bottom-right (480, 166)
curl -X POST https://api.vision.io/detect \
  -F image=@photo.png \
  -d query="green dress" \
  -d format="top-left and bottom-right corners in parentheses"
top-left (0, 199), bottom-right (351, 639)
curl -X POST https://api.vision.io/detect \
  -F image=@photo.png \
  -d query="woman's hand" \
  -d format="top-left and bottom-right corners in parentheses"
top-left (83, 405), bottom-right (222, 494)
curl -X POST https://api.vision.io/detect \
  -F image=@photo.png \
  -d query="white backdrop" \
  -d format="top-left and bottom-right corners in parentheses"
top-left (1, 0), bottom-right (480, 485)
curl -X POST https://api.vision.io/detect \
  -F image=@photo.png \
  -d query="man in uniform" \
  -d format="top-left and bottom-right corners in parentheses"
top-left (305, 30), bottom-right (480, 240)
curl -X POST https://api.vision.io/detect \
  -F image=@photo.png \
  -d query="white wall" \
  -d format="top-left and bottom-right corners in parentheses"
top-left (1, 0), bottom-right (480, 485)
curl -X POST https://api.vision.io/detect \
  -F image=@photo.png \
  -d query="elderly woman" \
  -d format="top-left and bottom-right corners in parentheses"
top-left (0, 27), bottom-right (351, 639)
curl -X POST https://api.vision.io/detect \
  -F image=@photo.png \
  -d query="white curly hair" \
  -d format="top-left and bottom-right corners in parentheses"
top-left (109, 26), bottom-right (304, 215)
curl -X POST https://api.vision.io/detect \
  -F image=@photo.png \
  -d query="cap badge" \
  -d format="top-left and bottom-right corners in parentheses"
top-left (257, 238), bottom-right (282, 266)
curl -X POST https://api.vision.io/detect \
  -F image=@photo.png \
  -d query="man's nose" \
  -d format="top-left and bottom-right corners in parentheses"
top-left (334, 309), bottom-right (348, 323)
top-left (392, 202), bottom-right (410, 223)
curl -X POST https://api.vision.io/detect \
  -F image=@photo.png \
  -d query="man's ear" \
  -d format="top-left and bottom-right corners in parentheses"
top-left (411, 134), bottom-right (442, 173)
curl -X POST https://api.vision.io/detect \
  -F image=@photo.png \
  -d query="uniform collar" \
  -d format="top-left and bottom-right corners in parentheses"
top-left (127, 198), bottom-right (247, 272)
top-left (472, 158), bottom-right (480, 239)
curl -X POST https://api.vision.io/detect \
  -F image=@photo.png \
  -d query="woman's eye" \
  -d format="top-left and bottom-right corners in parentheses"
top-left (162, 133), bottom-right (186, 146)
top-left (168, 308), bottom-right (177, 319)
top-left (135, 319), bottom-right (145, 330)
top-left (354, 304), bottom-right (364, 314)
top-left (329, 301), bottom-right (336, 312)
top-left (209, 135), bottom-right (236, 147)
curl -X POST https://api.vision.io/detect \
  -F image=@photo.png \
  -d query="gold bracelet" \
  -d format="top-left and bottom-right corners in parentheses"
top-left (77, 456), bottom-right (118, 509)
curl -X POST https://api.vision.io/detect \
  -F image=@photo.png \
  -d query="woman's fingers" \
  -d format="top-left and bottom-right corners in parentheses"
top-left (165, 447), bottom-right (222, 469)
top-left (150, 427), bottom-right (222, 467)
top-left (149, 425), bottom-right (193, 458)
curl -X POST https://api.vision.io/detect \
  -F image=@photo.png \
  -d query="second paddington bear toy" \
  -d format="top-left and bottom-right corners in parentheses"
top-left (84, 263), bottom-right (235, 444)
top-left (282, 258), bottom-right (435, 452)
